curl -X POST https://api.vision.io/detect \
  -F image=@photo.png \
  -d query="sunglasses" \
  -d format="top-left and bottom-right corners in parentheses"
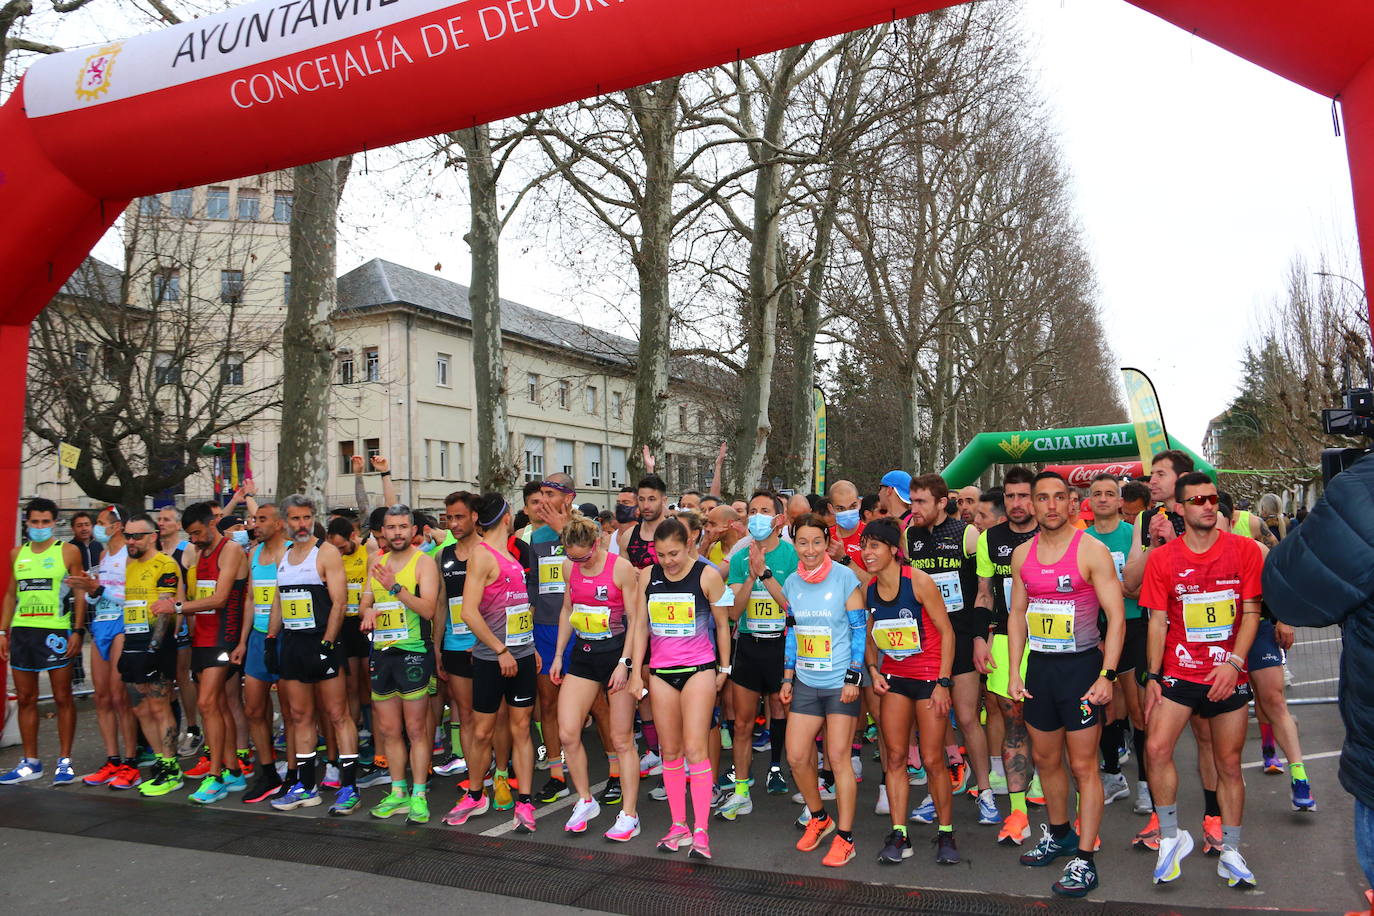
top-left (126, 531), bottom-right (156, 539)
top-left (1182, 494), bottom-right (1219, 506)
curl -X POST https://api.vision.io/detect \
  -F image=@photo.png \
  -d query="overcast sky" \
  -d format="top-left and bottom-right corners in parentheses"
top-left (63, 0), bottom-right (1361, 458)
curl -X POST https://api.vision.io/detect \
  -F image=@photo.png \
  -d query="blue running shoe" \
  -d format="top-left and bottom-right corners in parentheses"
top-left (1020, 824), bottom-right (1079, 867)
top-left (1053, 856), bottom-right (1099, 897)
top-left (330, 786), bottom-right (361, 816)
top-left (188, 775), bottom-right (229, 805)
top-left (52, 757), bottom-right (76, 786)
top-left (909, 795), bottom-right (936, 824)
top-left (752, 729), bottom-right (771, 753)
top-left (977, 789), bottom-right (1002, 825)
top-left (766, 766), bottom-right (788, 795)
top-left (1291, 779), bottom-right (1316, 812)
top-left (270, 782), bottom-right (321, 811)
top-left (0, 759), bottom-right (42, 785)
top-left (221, 769), bottom-right (248, 793)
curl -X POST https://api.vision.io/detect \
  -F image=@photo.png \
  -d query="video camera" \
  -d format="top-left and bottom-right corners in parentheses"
top-left (1321, 386), bottom-right (1374, 484)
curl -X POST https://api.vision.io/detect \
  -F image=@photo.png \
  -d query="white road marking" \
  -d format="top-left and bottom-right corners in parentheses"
top-left (1241, 749), bottom-right (1341, 770)
top-left (1289, 677), bottom-right (1340, 688)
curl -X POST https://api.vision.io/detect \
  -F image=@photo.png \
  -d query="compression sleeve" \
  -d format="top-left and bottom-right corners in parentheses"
top-left (847, 608), bottom-right (867, 670)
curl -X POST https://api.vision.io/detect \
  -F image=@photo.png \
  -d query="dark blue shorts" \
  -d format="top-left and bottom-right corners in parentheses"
top-left (1247, 619), bottom-right (1286, 672)
top-left (91, 617), bottom-right (124, 662)
top-left (243, 627), bottom-right (278, 683)
top-left (534, 623), bottom-right (573, 676)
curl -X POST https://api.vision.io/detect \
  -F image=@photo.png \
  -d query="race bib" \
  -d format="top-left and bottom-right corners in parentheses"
top-left (746, 590), bottom-right (785, 633)
top-left (93, 594), bottom-right (122, 623)
top-left (123, 599), bottom-right (149, 634)
top-left (1027, 598), bottom-right (1075, 653)
top-left (1182, 590), bottom-right (1237, 643)
top-left (648, 592), bottom-right (696, 638)
top-left (872, 617), bottom-right (921, 659)
top-left (281, 589), bottom-right (315, 630)
top-left (252, 580), bottom-right (276, 631)
top-left (1110, 551), bottom-right (1126, 581)
top-left (346, 583), bottom-right (363, 617)
top-left (446, 596), bottom-right (470, 637)
top-left (570, 603), bottom-right (612, 640)
top-left (504, 603), bottom-right (534, 646)
top-left (795, 625), bottom-right (832, 672)
top-left (1002, 578), bottom-right (1013, 611)
top-left (373, 600), bottom-right (408, 644)
top-left (537, 556), bottom-right (566, 595)
top-left (930, 570), bottom-right (964, 612)
top-left (194, 578), bottom-right (216, 605)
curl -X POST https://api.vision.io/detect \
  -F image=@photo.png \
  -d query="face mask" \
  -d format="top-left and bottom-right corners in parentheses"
top-left (834, 509), bottom-right (861, 530)
top-left (231, 530), bottom-right (250, 547)
top-left (615, 504), bottom-right (637, 524)
top-left (93, 524), bottom-right (111, 544)
top-left (747, 514), bottom-right (774, 541)
top-left (27, 526), bottom-right (53, 542)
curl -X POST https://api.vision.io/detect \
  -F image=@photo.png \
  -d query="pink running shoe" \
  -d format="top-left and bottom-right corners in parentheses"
top-left (443, 793), bottom-right (489, 826)
top-left (604, 812), bottom-right (641, 843)
top-left (656, 823), bottom-right (692, 852)
top-left (688, 827), bottom-right (712, 860)
top-left (513, 800), bottom-right (536, 834)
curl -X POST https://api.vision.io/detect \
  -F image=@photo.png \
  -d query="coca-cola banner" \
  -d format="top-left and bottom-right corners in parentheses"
top-left (1043, 463), bottom-right (1144, 488)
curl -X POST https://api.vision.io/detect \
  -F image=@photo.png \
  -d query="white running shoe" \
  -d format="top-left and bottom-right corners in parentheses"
top-left (1153, 829), bottom-right (1194, 884)
top-left (604, 811), bottom-right (640, 842)
top-left (639, 750), bottom-right (663, 777)
top-left (851, 754), bottom-right (863, 783)
top-left (1102, 772), bottom-right (1129, 805)
top-left (564, 796), bottom-right (601, 833)
top-left (1134, 781), bottom-right (1153, 815)
top-left (715, 791), bottom-right (753, 821)
top-left (1217, 846), bottom-right (1256, 888)
top-left (874, 783), bottom-right (890, 816)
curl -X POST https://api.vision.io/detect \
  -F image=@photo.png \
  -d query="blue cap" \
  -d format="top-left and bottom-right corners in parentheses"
top-left (879, 470), bottom-right (912, 503)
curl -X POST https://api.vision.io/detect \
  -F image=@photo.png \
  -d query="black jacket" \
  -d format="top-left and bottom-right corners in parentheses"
top-left (1263, 452), bottom-right (1374, 809)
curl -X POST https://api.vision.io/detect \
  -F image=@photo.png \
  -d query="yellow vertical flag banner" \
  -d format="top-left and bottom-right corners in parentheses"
top-left (813, 387), bottom-right (827, 494)
top-left (1121, 367), bottom-right (1170, 474)
top-left (230, 439), bottom-right (239, 489)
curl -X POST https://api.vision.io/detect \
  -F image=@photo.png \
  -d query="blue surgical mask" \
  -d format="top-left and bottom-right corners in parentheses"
top-left (93, 524), bottom-right (111, 544)
top-left (835, 509), bottom-right (861, 530)
top-left (747, 514), bottom-right (774, 541)
top-left (27, 527), bottom-right (53, 542)
top-left (231, 530), bottom-right (250, 547)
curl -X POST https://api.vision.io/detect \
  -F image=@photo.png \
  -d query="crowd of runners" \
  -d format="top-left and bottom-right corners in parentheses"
top-left (0, 448), bottom-right (1315, 897)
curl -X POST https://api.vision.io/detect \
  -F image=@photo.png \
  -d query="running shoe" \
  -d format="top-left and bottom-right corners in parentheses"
top-left (1020, 824), bottom-right (1078, 867)
top-left (639, 750), bottom-right (663, 777)
top-left (1202, 815), bottom-right (1223, 856)
top-left (330, 786), bottom-right (361, 816)
top-left (536, 776), bottom-right (570, 804)
top-left (1217, 846), bottom-right (1257, 888)
top-left (434, 754), bottom-right (468, 777)
top-left (138, 761), bottom-right (183, 797)
top-left (189, 775), bottom-right (228, 805)
top-left (766, 766), bottom-right (788, 795)
top-left (493, 774), bottom-right (514, 810)
top-left (864, 722), bottom-right (878, 744)
top-left (1102, 772), bottom-right (1129, 805)
top-left (184, 755), bottom-right (213, 778)
top-left (934, 830), bottom-right (960, 865)
top-left (109, 764), bottom-right (142, 791)
top-left (237, 751), bottom-right (255, 776)
top-left (407, 793), bottom-right (430, 825)
top-left (716, 767), bottom-right (734, 790)
top-left (875, 783), bottom-right (890, 816)
top-left (988, 769), bottom-right (1009, 796)
top-left (513, 800), bottom-right (536, 834)
top-left (797, 814), bottom-right (835, 852)
top-left (221, 769), bottom-right (247, 793)
top-left (1292, 778), bottom-right (1317, 812)
top-left (1153, 829), bottom-right (1194, 884)
top-left (271, 783), bottom-right (322, 810)
top-left (135, 748), bottom-right (157, 768)
top-left (536, 744), bottom-right (549, 769)
top-left (822, 833), bottom-right (856, 867)
top-left (1133, 812), bottom-right (1161, 851)
top-left (720, 727), bottom-right (733, 750)
top-left (907, 765), bottom-right (927, 786)
top-left (320, 763), bottom-right (341, 790)
top-left (241, 769), bottom-right (280, 803)
top-left (369, 788), bottom-right (411, 818)
top-left (443, 793), bottom-right (489, 826)
top-left (51, 757), bottom-right (75, 786)
top-left (716, 791), bottom-right (753, 821)
top-left (878, 829), bottom-right (912, 864)
top-left (998, 808), bottom-right (1031, 846)
top-left (271, 729), bottom-right (286, 753)
top-left (649, 780), bottom-right (667, 802)
top-left (851, 754), bottom-right (864, 784)
top-left (752, 729), bottom-right (771, 753)
top-left (791, 782), bottom-right (835, 803)
top-left (0, 760), bottom-right (42, 784)
top-left (1262, 747), bottom-right (1283, 774)
top-left (948, 762), bottom-right (968, 795)
top-left (1053, 856), bottom-right (1099, 897)
top-left (1134, 781), bottom-right (1152, 815)
top-left (604, 811), bottom-right (640, 842)
top-left (564, 797), bottom-right (600, 833)
top-left (656, 823), bottom-right (692, 852)
top-left (176, 730), bottom-right (201, 758)
top-left (795, 807), bottom-right (812, 829)
top-left (355, 765), bottom-right (391, 789)
top-left (688, 827), bottom-right (712, 860)
top-left (909, 795), bottom-right (936, 824)
top-left (84, 760), bottom-right (122, 786)
top-left (710, 785), bottom-right (725, 808)
top-left (1027, 773), bottom-right (1045, 806)
top-left (598, 777), bottom-right (623, 806)
top-left (977, 789), bottom-right (1003, 825)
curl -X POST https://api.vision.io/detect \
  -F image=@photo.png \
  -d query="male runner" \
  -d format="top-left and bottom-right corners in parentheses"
top-left (955, 487), bottom-right (982, 526)
top-left (531, 473), bottom-right (577, 801)
top-left (973, 490), bottom-right (1005, 533)
top-left (157, 505), bottom-right (200, 758)
top-left (435, 491), bottom-right (479, 778)
top-left (702, 505), bottom-right (745, 573)
top-left (361, 505), bottom-right (441, 823)
top-left (618, 473), bottom-right (669, 569)
top-left (1008, 472), bottom-right (1125, 897)
top-left (1121, 482), bottom-right (1151, 525)
top-left (1140, 473), bottom-right (1262, 888)
top-left (268, 495), bottom-right (359, 812)
top-left (973, 467), bottom-right (1038, 844)
top-left (326, 517), bottom-right (372, 746)
top-left (827, 480), bottom-right (867, 572)
top-left (877, 471), bottom-right (912, 522)
top-left (0, 499), bottom-right (86, 784)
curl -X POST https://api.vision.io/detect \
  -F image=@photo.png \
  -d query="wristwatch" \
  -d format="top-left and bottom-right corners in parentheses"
top-left (717, 664), bottom-right (733, 675)
top-left (619, 657), bottom-right (633, 670)
top-left (937, 677), bottom-right (954, 689)
top-left (73, 627), bottom-right (86, 637)
top-left (1146, 671), bottom-right (1163, 683)
top-left (757, 568), bottom-right (773, 581)
top-left (1100, 668), bottom-right (1117, 682)
top-left (838, 556), bottom-right (851, 566)
top-left (174, 601), bottom-right (184, 614)
top-left (388, 582), bottom-right (403, 596)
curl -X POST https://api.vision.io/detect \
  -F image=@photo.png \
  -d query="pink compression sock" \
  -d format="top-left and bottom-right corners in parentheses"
top-left (688, 761), bottom-right (714, 830)
top-left (662, 758), bottom-right (686, 825)
top-left (643, 722), bottom-right (660, 756)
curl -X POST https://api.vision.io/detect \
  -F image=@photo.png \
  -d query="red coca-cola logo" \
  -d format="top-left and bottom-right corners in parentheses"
top-left (1043, 462), bottom-right (1143, 487)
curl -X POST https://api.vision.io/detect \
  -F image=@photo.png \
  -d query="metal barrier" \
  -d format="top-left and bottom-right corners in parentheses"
top-left (1286, 625), bottom-right (1343, 705)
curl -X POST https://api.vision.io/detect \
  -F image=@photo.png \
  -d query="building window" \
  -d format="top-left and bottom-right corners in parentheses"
top-left (610, 447), bottom-right (627, 488)
top-left (558, 380), bottom-right (570, 409)
top-left (556, 440), bottom-right (574, 478)
top-left (339, 441), bottom-right (356, 475)
top-left (697, 411), bottom-right (706, 434)
top-left (585, 443), bottom-right (603, 488)
top-left (100, 344), bottom-right (117, 381)
top-left (436, 353), bottom-right (450, 387)
top-left (273, 192), bottom-right (294, 222)
top-left (220, 269), bottom-right (244, 305)
top-left (677, 459), bottom-right (690, 491)
top-left (153, 351), bottom-right (180, 386)
top-left (364, 347), bottom-right (379, 381)
top-left (611, 390), bottom-right (623, 420)
top-left (73, 341), bottom-right (91, 373)
top-left (222, 353), bottom-right (244, 386)
top-left (237, 190), bottom-right (259, 221)
top-left (283, 272), bottom-right (292, 305)
top-left (586, 385), bottom-right (598, 415)
top-left (152, 268), bottom-right (180, 303)
top-left (527, 372), bottom-right (539, 402)
top-left (206, 187), bottom-right (230, 219)
top-left (523, 436), bottom-right (545, 483)
top-left (455, 442), bottom-right (464, 480)
top-left (439, 441), bottom-right (450, 479)
top-left (338, 353), bottom-right (354, 385)
top-left (679, 405), bottom-right (687, 431)
top-left (170, 188), bottom-right (193, 218)
top-left (138, 196), bottom-right (161, 217)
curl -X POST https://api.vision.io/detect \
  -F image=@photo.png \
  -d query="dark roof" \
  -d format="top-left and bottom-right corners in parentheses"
top-left (336, 258), bottom-right (638, 367)
top-left (61, 256), bottom-right (124, 304)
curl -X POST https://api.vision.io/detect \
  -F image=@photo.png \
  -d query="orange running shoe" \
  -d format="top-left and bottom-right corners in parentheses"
top-left (997, 809), bottom-right (1031, 846)
top-left (821, 833), bottom-right (855, 867)
top-left (109, 764), bottom-right (143, 790)
top-left (82, 760), bottom-right (122, 786)
top-left (1133, 812), bottom-right (1161, 851)
top-left (1072, 818), bottom-right (1102, 852)
top-left (184, 755), bottom-right (213, 778)
top-left (797, 813), bottom-right (835, 852)
top-left (1202, 815), bottom-right (1223, 856)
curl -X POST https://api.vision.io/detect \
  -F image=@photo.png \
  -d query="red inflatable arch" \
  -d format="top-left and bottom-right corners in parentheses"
top-left (1, 0), bottom-right (1373, 561)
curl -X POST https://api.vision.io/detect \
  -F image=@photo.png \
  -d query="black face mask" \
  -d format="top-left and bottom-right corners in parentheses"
top-left (615, 504), bottom-right (637, 524)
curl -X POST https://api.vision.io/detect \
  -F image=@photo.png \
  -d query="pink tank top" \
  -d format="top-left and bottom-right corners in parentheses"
top-left (472, 542), bottom-right (534, 662)
top-left (1020, 529), bottom-right (1100, 654)
top-left (567, 553), bottom-right (627, 642)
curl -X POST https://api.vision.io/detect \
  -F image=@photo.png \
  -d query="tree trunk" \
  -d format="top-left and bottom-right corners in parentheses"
top-left (455, 125), bottom-right (517, 494)
top-left (277, 159), bottom-right (340, 504)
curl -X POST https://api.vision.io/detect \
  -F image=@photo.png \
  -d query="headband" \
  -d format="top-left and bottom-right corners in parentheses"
top-left (478, 498), bottom-right (509, 529)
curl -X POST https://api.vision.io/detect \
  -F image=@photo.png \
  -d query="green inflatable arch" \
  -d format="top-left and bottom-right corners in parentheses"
top-left (940, 423), bottom-right (1213, 489)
